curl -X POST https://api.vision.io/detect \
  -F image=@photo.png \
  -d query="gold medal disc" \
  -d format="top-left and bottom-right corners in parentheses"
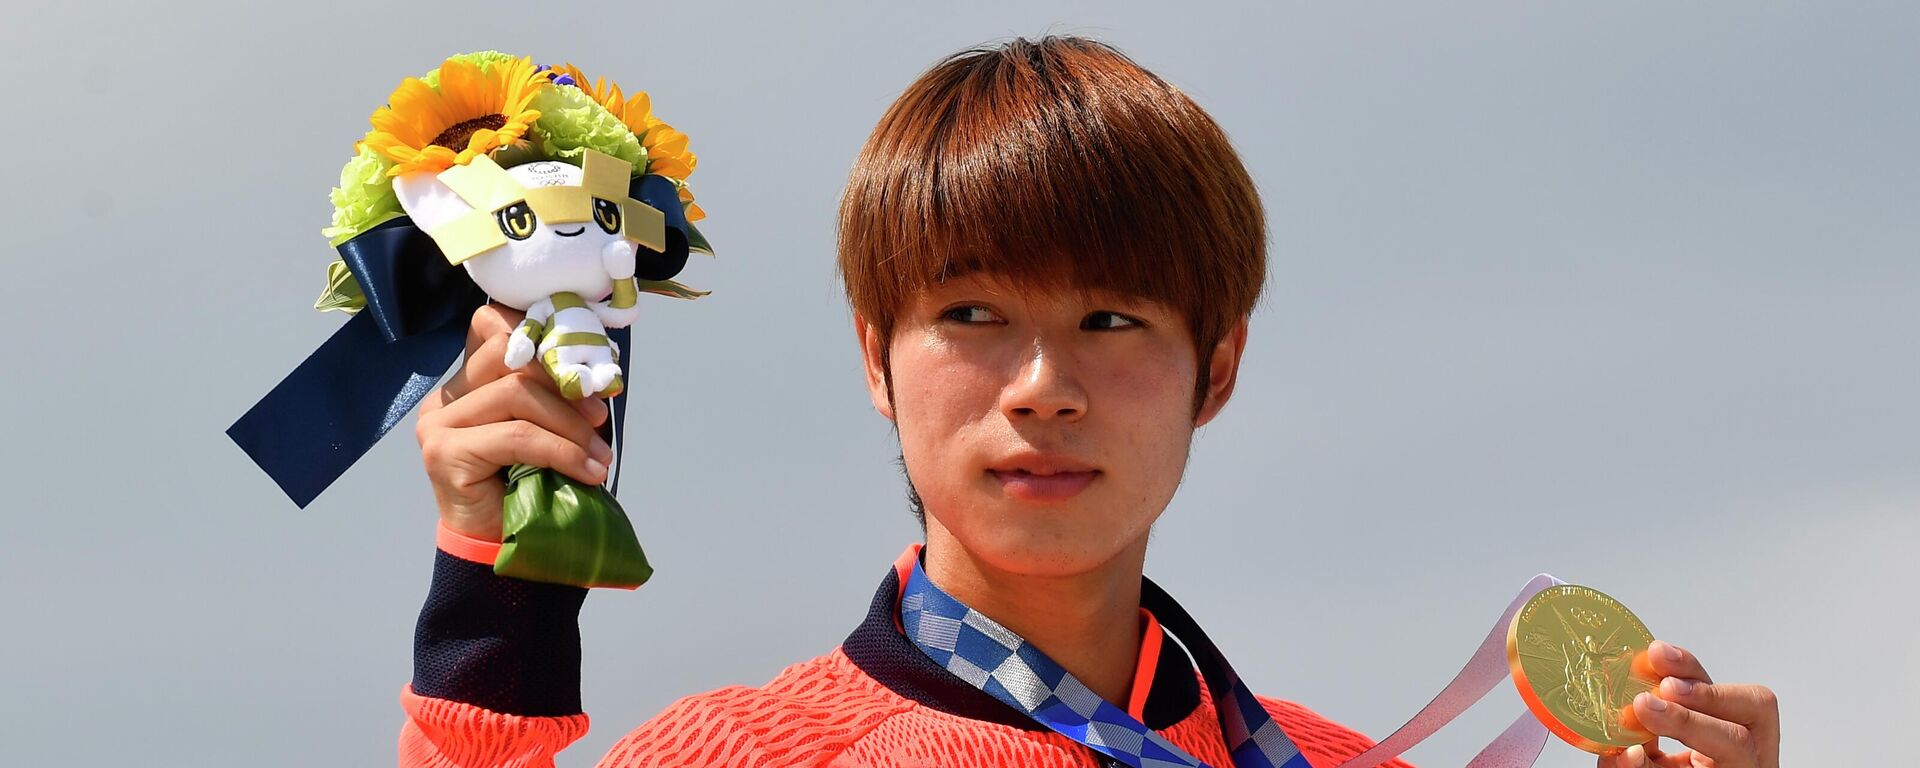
top-left (1506, 585), bottom-right (1658, 755)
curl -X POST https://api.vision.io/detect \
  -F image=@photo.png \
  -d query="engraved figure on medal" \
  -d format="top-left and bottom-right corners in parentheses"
top-left (1508, 585), bottom-right (1658, 754)
top-left (1551, 604), bottom-right (1639, 738)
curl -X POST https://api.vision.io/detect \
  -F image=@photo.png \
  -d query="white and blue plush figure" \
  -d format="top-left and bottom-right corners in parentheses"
top-left (393, 148), bottom-right (669, 399)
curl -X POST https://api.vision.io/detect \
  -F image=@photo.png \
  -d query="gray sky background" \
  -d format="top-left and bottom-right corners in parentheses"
top-left (1, 1), bottom-right (1913, 765)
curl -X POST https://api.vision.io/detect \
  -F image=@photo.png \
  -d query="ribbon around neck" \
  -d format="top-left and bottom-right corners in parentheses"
top-left (898, 546), bottom-right (1568, 768)
top-left (227, 174), bottom-right (688, 508)
top-left (899, 552), bottom-right (1312, 768)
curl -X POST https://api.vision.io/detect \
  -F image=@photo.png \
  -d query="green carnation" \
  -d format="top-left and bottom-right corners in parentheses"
top-left (420, 50), bottom-right (521, 88)
top-left (529, 84), bottom-right (647, 171)
top-left (321, 145), bottom-right (403, 246)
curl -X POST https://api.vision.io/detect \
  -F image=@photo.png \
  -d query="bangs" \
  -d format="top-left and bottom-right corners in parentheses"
top-left (839, 35), bottom-right (1265, 356)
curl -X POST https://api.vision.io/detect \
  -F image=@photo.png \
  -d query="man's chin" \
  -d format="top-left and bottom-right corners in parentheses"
top-left (955, 523), bottom-right (1143, 579)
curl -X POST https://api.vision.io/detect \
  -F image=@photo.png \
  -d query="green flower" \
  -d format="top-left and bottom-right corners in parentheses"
top-left (420, 50), bottom-right (521, 88)
top-left (321, 145), bottom-right (403, 246)
top-left (528, 83), bottom-right (647, 170)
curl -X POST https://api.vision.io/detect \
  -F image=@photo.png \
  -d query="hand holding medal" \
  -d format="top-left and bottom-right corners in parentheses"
top-left (1591, 638), bottom-right (1780, 768)
top-left (1521, 594), bottom-right (1785, 768)
top-left (1336, 580), bottom-right (1779, 768)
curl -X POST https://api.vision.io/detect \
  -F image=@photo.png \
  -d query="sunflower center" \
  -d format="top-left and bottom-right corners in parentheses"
top-left (432, 114), bottom-right (509, 150)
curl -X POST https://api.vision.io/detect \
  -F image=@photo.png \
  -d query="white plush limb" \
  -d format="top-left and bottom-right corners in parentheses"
top-left (589, 362), bottom-right (622, 395)
top-left (504, 328), bottom-right (536, 369)
top-left (602, 240), bottom-right (637, 280)
top-left (591, 301), bottom-right (639, 329)
top-left (524, 298), bottom-right (557, 325)
top-left (504, 297), bottom-right (555, 369)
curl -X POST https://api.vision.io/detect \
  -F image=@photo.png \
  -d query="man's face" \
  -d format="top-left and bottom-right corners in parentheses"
top-left (860, 273), bottom-right (1245, 578)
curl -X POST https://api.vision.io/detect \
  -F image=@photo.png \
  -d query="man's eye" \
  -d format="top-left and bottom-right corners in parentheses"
top-left (942, 306), bottom-right (1000, 323)
top-left (1082, 311), bottom-right (1141, 330)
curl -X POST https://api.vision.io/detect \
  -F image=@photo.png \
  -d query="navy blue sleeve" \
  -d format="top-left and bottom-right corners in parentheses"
top-left (412, 549), bottom-right (590, 716)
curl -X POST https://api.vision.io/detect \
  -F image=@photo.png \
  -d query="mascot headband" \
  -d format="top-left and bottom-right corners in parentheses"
top-left (432, 150), bottom-right (668, 265)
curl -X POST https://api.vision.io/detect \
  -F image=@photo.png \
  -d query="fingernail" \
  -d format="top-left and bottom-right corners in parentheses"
top-left (1664, 677), bottom-right (1694, 696)
top-left (1639, 692), bottom-right (1668, 712)
top-left (590, 435), bottom-right (613, 464)
top-left (587, 458), bottom-right (607, 479)
top-left (1657, 640), bottom-right (1682, 661)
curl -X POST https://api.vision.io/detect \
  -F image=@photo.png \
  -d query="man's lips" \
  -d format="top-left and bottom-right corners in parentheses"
top-left (988, 457), bottom-right (1099, 502)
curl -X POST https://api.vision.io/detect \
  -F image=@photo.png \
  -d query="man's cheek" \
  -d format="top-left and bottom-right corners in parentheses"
top-left (1098, 358), bottom-right (1191, 406)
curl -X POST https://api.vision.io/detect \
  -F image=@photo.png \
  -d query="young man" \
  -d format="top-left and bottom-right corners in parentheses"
top-left (404, 37), bottom-right (1779, 768)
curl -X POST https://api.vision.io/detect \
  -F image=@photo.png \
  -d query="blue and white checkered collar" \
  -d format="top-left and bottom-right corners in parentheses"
top-left (840, 545), bottom-right (1203, 731)
top-left (897, 546), bottom-right (1311, 768)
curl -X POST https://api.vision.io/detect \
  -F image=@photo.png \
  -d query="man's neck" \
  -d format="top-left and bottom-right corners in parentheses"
top-left (921, 524), bottom-right (1148, 708)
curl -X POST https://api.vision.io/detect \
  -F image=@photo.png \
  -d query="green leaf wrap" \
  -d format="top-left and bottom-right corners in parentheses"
top-left (684, 221), bottom-right (713, 256)
top-left (495, 463), bottom-right (653, 589)
top-left (314, 260), bottom-right (367, 314)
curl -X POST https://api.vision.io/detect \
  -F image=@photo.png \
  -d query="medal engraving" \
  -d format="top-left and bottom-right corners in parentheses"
top-left (1507, 585), bottom-right (1657, 755)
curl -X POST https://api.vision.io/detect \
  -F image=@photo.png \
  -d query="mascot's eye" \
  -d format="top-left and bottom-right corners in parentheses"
top-left (593, 198), bottom-right (622, 235)
top-left (496, 203), bottom-right (538, 240)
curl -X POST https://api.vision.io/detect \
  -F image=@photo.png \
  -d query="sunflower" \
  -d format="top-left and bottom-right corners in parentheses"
top-left (363, 55), bottom-right (552, 177)
top-left (555, 64), bottom-right (705, 222)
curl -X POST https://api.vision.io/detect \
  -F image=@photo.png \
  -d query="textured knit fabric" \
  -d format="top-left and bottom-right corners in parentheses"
top-left (401, 541), bottom-right (1414, 768)
top-left (414, 550), bottom-right (588, 716)
top-left (593, 650), bottom-right (1410, 768)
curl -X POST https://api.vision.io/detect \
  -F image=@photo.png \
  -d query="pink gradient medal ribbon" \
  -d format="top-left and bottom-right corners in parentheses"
top-left (1335, 574), bottom-right (1567, 768)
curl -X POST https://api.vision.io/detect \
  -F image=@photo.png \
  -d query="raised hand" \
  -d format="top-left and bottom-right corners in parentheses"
top-left (415, 304), bottom-right (613, 540)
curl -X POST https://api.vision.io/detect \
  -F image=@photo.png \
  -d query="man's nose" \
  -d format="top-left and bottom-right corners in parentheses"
top-left (999, 342), bottom-right (1087, 420)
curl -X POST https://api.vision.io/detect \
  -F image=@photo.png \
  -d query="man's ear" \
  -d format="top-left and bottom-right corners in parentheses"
top-left (1194, 318), bottom-right (1250, 428)
top-left (392, 169), bottom-right (476, 235)
top-left (855, 313), bottom-right (896, 421)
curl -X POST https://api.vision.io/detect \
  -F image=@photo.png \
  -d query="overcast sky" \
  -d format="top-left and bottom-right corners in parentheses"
top-left (1, 1), bottom-right (1913, 765)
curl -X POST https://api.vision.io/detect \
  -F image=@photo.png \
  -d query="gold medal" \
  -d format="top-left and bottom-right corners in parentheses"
top-left (1506, 584), bottom-right (1659, 755)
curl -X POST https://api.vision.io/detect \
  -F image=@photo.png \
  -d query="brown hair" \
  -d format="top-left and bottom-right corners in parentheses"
top-left (837, 35), bottom-right (1266, 407)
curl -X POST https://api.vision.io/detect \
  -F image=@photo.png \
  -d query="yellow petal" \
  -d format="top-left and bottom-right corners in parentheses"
top-left (465, 128), bottom-right (498, 153)
top-left (436, 58), bottom-right (491, 119)
top-left (649, 130), bottom-right (689, 157)
top-left (649, 159), bottom-right (691, 179)
top-left (415, 76), bottom-right (465, 127)
top-left (502, 57), bottom-right (546, 112)
top-left (622, 93), bottom-right (652, 128)
top-left (391, 145), bottom-right (458, 176)
top-left (364, 133), bottom-right (417, 165)
top-left (556, 64), bottom-right (591, 99)
top-left (373, 79), bottom-right (454, 143)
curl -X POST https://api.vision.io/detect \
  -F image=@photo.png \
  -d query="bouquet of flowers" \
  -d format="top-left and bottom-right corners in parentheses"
top-left (230, 51), bottom-right (713, 589)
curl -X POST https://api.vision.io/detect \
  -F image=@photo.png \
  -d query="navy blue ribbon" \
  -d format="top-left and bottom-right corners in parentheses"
top-left (228, 175), bottom-right (688, 508)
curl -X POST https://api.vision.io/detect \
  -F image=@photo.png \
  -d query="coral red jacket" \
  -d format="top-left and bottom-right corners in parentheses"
top-left (403, 529), bottom-right (1414, 768)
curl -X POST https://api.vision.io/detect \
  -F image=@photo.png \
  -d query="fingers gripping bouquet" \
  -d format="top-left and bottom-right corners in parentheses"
top-left (231, 51), bottom-right (712, 589)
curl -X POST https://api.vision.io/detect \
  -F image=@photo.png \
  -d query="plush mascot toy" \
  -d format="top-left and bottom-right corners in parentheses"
top-left (229, 52), bottom-right (712, 589)
top-left (397, 151), bottom-right (657, 400)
